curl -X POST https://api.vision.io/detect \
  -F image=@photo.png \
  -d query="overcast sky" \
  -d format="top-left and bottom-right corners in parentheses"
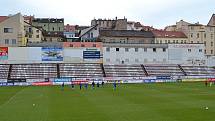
top-left (0, 0), bottom-right (215, 29)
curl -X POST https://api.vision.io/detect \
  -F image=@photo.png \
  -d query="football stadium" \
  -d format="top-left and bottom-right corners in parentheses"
top-left (1, 6), bottom-right (215, 121)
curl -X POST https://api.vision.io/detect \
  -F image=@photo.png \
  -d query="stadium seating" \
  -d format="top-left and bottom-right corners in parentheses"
top-left (144, 64), bottom-right (185, 76)
top-left (181, 65), bottom-right (215, 76)
top-left (0, 64), bottom-right (215, 79)
top-left (10, 64), bottom-right (57, 79)
top-left (0, 65), bottom-right (10, 79)
top-left (104, 64), bottom-right (146, 77)
top-left (59, 63), bottom-right (103, 78)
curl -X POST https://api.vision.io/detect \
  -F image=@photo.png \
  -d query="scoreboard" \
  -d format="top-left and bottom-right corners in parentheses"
top-left (83, 51), bottom-right (101, 59)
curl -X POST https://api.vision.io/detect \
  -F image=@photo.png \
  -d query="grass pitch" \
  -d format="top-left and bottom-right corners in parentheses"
top-left (0, 82), bottom-right (215, 121)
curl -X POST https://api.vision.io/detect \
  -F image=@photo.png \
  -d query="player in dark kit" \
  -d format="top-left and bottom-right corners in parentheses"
top-left (92, 81), bottom-right (95, 89)
top-left (113, 81), bottom-right (117, 91)
top-left (97, 82), bottom-right (100, 88)
top-left (71, 82), bottom-right (74, 89)
top-left (79, 83), bottom-right (82, 90)
top-left (61, 82), bottom-right (65, 91)
top-left (101, 81), bottom-right (104, 87)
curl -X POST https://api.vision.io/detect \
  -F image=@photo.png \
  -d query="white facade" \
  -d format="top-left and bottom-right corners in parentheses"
top-left (80, 25), bottom-right (99, 42)
top-left (64, 32), bottom-right (76, 39)
top-left (103, 43), bottom-right (205, 65)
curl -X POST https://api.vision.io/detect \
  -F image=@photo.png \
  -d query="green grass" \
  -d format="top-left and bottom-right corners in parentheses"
top-left (0, 82), bottom-right (215, 121)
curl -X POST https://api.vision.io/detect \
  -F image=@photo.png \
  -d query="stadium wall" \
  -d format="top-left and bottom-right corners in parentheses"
top-left (0, 46), bottom-right (103, 64)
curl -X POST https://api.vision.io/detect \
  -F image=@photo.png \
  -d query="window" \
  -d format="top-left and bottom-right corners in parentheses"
top-left (52, 27), bottom-right (55, 31)
top-left (176, 40), bottom-right (178, 43)
top-left (106, 58), bottom-right (110, 62)
top-left (211, 42), bottom-right (213, 47)
top-left (191, 26), bottom-right (194, 30)
top-left (204, 33), bottom-right (206, 38)
top-left (163, 48), bottom-right (166, 52)
top-left (59, 27), bottom-right (61, 31)
top-left (188, 49), bottom-right (191, 52)
top-left (4, 28), bottom-right (13, 33)
top-left (135, 48), bottom-right (138, 52)
top-left (93, 44), bottom-right (96, 47)
top-left (211, 34), bottom-right (213, 39)
top-left (5, 39), bottom-right (9, 44)
top-left (116, 48), bottom-right (119, 51)
top-left (91, 33), bottom-right (93, 38)
top-left (211, 50), bottom-right (213, 54)
top-left (191, 41), bottom-right (193, 43)
top-left (153, 48), bottom-right (156, 52)
top-left (160, 40), bottom-right (162, 43)
top-left (144, 48), bottom-right (147, 52)
top-left (36, 30), bottom-right (39, 33)
top-left (106, 48), bottom-right (110, 52)
top-left (29, 35), bottom-right (32, 38)
top-left (116, 59), bottom-right (120, 62)
top-left (197, 33), bottom-right (199, 38)
top-left (190, 33), bottom-right (193, 38)
top-left (165, 40), bottom-right (167, 43)
top-left (173, 40), bottom-right (175, 43)
top-left (205, 50), bottom-right (206, 54)
top-left (125, 59), bottom-right (129, 62)
top-left (181, 40), bottom-right (183, 43)
top-left (29, 28), bottom-right (32, 33)
top-left (125, 48), bottom-right (129, 52)
top-left (184, 40), bottom-right (186, 43)
top-left (204, 41), bottom-right (206, 46)
top-left (36, 35), bottom-right (39, 38)
top-left (12, 39), bottom-right (16, 44)
top-left (135, 59), bottom-right (139, 62)
top-left (199, 49), bottom-right (202, 52)
top-left (168, 40), bottom-right (170, 43)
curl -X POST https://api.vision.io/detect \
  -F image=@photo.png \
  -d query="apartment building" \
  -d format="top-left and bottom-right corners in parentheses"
top-left (0, 13), bottom-right (26, 46)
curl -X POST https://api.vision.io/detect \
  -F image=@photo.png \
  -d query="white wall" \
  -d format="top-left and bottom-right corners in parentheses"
top-left (103, 47), bottom-right (168, 64)
top-left (103, 44), bottom-right (205, 65)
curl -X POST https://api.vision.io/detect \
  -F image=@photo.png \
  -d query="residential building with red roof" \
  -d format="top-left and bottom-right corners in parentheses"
top-left (152, 30), bottom-right (188, 44)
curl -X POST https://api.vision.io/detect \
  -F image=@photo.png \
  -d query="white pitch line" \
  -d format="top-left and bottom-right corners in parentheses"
top-left (0, 87), bottom-right (26, 109)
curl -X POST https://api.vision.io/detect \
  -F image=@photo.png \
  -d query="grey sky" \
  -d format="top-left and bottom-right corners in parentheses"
top-left (0, 0), bottom-right (215, 29)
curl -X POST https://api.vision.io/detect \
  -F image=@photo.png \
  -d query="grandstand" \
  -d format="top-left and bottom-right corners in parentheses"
top-left (0, 64), bottom-right (10, 79)
top-left (0, 63), bottom-right (214, 79)
top-left (104, 64), bottom-right (146, 77)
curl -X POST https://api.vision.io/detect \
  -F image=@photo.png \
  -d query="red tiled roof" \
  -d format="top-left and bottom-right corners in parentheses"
top-left (0, 16), bottom-right (9, 23)
top-left (64, 24), bottom-right (76, 32)
top-left (152, 30), bottom-right (187, 38)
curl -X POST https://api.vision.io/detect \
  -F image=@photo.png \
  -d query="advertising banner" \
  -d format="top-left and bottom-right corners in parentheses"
top-left (0, 79), bottom-right (7, 82)
top-left (26, 79), bottom-right (46, 83)
top-left (14, 82), bottom-right (31, 86)
top-left (53, 78), bottom-right (72, 82)
top-left (182, 78), bottom-right (206, 82)
top-left (42, 47), bottom-right (63, 61)
top-left (32, 82), bottom-right (52, 86)
top-left (156, 76), bottom-right (171, 80)
top-left (53, 82), bottom-right (71, 85)
top-left (0, 47), bottom-right (8, 60)
top-left (0, 82), bottom-right (14, 86)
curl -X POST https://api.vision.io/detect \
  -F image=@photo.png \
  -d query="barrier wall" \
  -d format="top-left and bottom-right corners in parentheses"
top-left (0, 46), bottom-right (103, 64)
